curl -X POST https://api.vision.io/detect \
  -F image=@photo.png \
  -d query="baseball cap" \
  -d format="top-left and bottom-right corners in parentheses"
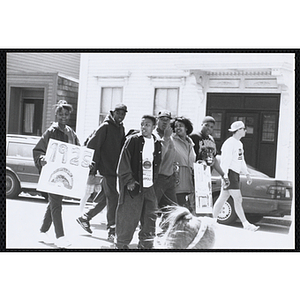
top-left (55, 100), bottom-right (73, 112)
top-left (202, 116), bottom-right (215, 124)
top-left (228, 121), bottom-right (245, 132)
top-left (158, 110), bottom-right (172, 119)
top-left (114, 103), bottom-right (128, 112)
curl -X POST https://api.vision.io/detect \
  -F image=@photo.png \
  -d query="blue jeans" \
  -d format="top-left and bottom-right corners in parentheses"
top-left (116, 186), bottom-right (157, 249)
top-left (40, 193), bottom-right (64, 239)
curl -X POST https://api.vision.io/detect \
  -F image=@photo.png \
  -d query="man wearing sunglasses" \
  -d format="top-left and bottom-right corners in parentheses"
top-left (213, 121), bottom-right (259, 231)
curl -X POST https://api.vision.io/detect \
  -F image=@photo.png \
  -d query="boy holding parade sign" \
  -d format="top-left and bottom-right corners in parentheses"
top-left (190, 116), bottom-right (230, 216)
top-left (33, 100), bottom-right (93, 248)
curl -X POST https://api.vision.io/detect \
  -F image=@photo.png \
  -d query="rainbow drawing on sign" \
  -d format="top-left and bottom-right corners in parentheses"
top-left (49, 167), bottom-right (73, 189)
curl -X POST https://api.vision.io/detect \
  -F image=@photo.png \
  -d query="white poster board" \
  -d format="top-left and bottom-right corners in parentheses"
top-left (37, 139), bottom-right (94, 199)
top-left (194, 162), bottom-right (213, 214)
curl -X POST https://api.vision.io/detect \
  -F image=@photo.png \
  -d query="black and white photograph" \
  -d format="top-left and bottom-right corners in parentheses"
top-left (1, 3), bottom-right (299, 298)
top-left (5, 51), bottom-right (295, 250)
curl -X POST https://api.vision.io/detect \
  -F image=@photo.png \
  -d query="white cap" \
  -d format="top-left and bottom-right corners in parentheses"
top-left (228, 121), bottom-right (245, 132)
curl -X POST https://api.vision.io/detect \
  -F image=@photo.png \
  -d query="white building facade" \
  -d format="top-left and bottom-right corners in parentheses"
top-left (76, 53), bottom-right (294, 181)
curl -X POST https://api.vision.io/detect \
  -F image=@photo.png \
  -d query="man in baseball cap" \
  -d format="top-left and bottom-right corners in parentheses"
top-left (153, 110), bottom-right (177, 208)
top-left (213, 120), bottom-right (259, 231)
top-left (76, 103), bottom-right (128, 240)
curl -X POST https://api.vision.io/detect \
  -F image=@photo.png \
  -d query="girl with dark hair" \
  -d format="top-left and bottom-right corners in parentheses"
top-left (171, 117), bottom-right (196, 209)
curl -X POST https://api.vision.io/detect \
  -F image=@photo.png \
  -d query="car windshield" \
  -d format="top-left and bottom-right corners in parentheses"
top-left (7, 142), bottom-right (35, 159)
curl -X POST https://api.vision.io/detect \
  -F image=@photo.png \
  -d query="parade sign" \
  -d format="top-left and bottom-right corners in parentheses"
top-left (194, 162), bottom-right (213, 215)
top-left (37, 139), bottom-right (94, 199)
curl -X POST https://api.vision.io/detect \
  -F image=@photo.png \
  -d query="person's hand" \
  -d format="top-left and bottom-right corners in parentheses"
top-left (223, 176), bottom-right (230, 189)
top-left (196, 160), bottom-right (207, 166)
top-left (246, 174), bottom-right (252, 185)
top-left (89, 161), bottom-right (95, 170)
top-left (40, 155), bottom-right (47, 167)
top-left (163, 124), bottom-right (173, 140)
top-left (127, 182), bottom-right (136, 191)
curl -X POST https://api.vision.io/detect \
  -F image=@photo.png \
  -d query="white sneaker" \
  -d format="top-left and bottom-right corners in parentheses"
top-left (244, 223), bottom-right (260, 232)
top-left (38, 232), bottom-right (54, 244)
top-left (56, 236), bottom-right (72, 248)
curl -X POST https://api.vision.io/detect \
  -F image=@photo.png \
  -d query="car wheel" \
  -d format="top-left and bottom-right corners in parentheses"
top-left (6, 171), bottom-right (21, 198)
top-left (245, 214), bottom-right (263, 224)
top-left (213, 195), bottom-right (237, 225)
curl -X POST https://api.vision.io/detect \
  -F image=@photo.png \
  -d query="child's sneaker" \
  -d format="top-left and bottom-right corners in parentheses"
top-left (107, 226), bottom-right (115, 242)
top-left (56, 236), bottom-right (71, 248)
top-left (76, 216), bottom-right (92, 234)
top-left (38, 232), bottom-right (54, 244)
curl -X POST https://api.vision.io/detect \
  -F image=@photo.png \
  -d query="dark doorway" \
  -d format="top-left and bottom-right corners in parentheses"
top-left (8, 87), bottom-right (44, 136)
top-left (207, 93), bottom-right (280, 177)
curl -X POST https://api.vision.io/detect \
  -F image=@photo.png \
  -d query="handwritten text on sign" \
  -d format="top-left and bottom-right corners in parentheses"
top-left (37, 139), bottom-right (94, 199)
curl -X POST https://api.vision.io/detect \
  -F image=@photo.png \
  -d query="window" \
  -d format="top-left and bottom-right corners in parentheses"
top-left (99, 87), bottom-right (123, 124)
top-left (22, 98), bottom-right (44, 136)
top-left (7, 142), bottom-right (35, 159)
top-left (211, 112), bottom-right (222, 139)
top-left (153, 88), bottom-right (179, 117)
top-left (262, 114), bottom-right (276, 142)
top-left (23, 103), bottom-right (35, 134)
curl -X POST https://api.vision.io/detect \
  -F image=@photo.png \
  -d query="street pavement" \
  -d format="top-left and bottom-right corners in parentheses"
top-left (6, 197), bottom-right (294, 250)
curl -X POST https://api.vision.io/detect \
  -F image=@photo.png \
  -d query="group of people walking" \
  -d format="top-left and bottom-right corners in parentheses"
top-left (33, 99), bottom-right (258, 249)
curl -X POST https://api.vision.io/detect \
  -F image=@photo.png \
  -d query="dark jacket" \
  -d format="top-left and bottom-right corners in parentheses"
top-left (117, 133), bottom-right (162, 203)
top-left (32, 123), bottom-right (80, 173)
top-left (87, 112), bottom-right (125, 176)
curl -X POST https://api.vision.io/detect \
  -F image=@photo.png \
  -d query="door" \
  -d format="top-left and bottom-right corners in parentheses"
top-left (225, 113), bottom-right (259, 169)
top-left (22, 99), bottom-right (43, 136)
top-left (207, 93), bottom-right (279, 177)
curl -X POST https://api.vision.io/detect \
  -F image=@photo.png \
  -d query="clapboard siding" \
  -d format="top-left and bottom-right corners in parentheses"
top-left (77, 53), bottom-right (294, 181)
top-left (7, 53), bottom-right (80, 136)
top-left (7, 53), bottom-right (80, 79)
top-left (80, 53), bottom-right (200, 139)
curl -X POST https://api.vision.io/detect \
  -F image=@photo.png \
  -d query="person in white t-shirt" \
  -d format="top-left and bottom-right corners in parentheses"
top-left (115, 115), bottom-right (162, 249)
top-left (213, 121), bottom-right (259, 231)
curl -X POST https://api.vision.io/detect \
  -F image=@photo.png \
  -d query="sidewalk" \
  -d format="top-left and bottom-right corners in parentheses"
top-left (6, 199), bottom-right (294, 250)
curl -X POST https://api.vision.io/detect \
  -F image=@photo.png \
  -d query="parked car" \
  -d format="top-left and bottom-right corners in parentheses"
top-left (211, 156), bottom-right (293, 225)
top-left (6, 134), bottom-right (42, 198)
top-left (6, 134), bottom-right (81, 202)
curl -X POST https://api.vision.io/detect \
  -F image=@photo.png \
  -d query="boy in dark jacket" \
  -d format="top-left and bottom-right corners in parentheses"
top-left (115, 115), bottom-right (162, 249)
top-left (76, 104), bottom-right (127, 240)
